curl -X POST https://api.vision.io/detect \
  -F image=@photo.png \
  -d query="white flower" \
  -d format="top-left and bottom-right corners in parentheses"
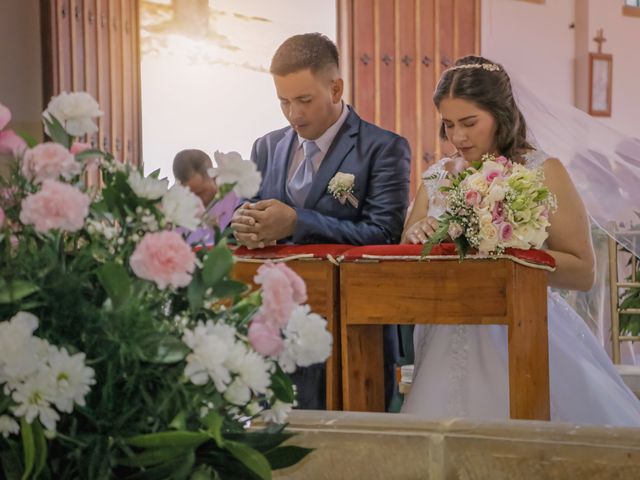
top-left (278, 305), bottom-right (332, 373)
top-left (0, 415), bottom-right (19, 438)
top-left (48, 348), bottom-right (95, 413)
top-left (209, 151), bottom-right (261, 198)
top-left (234, 349), bottom-right (271, 395)
top-left (261, 400), bottom-right (293, 424)
top-left (486, 184), bottom-right (506, 203)
top-left (246, 401), bottom-right (264, 416)
top-left (128, 170), bottom-right (168, 200)
top-left (11, 371), bottom-right (60, 431)
top-left (328, 172), bottom-right (355, 195)
top-left (0, 312), bottom-right (40, 384)
top-left (45, 91), bottom-right (103, 137)
top-left (477, 223), bottom-right (499, 253)
top-left (224, 378), bottom-right (252, 406)
top-left (465, 173), bottom-right (489, 195)
top-left (161, 184), bottom-right (204, 230)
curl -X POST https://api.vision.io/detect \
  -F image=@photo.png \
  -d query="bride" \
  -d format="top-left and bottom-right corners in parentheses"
top-left (401, 55), bottom-right (640, 426)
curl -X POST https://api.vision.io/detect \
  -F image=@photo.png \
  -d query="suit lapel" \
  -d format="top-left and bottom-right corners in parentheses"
top-left (304, 109), bottom-right (359, 209)
top-left (272, 128), bottom-right (296, 201)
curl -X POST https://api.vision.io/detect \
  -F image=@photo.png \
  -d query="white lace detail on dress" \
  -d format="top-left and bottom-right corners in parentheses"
top-left (447, 325), bottom-right (470, 417)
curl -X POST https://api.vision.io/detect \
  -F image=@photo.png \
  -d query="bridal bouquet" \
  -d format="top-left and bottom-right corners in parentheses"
top-left (0, 93), bottom-right (331, 479)
top-left (423, 154), bottom-right (557, 258)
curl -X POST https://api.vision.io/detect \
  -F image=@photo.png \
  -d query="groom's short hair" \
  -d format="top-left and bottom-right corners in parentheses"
top-left (270, 33), bottom-right (339, 77)
top-left (173, 149), bottom-right (212, 183)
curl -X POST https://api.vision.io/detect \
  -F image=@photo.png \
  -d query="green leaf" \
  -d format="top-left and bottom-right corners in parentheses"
top-left (0, 280), bottom-right (39, 304)
top-left (200, 411), bottom-right (224, 448)
top-left (0, 446), bottom-right (23, 480)
top-left (201, 243), bottom-right (233, 288)
top-left (269, 367), bottom-right (295, 404)
top-left (140, 336), bottom-right (189, 364)
top-left (121, 452), bottom-right (195, 480)
top-left (115, 447), bottom-right (190, 467)
top-left (213, 280), bottom-right (247, 299)
top-left (189, 465), bottom-right (219, 480)
top-left (168, 411), bottom-right (187, 431)
top-left (31, 420), bottom-right (48, 479)
top-left (187, 271), bottom-right (205, 312)
top-left (124, 431), bottom-right (209, 449)
top-left (42, 114), bottom-right (71, 148)
top-left (74, 148), bottom-right (108, 161)
top-left (265, 446), bottom-right (313, 470)
top-left (96, 262), bottom-right (131, 310)
top-left (16, 131), bottom-right (38, 149)
top-left (224, 440), bottom-right (272, 480)
top-left (20, 418), bottom-right (35, 480)
top-left (224, 430), bottom-right (293, 453)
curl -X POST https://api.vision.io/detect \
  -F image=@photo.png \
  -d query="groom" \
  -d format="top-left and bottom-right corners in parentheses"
top-left (231, 33), bottom-right (411, 409)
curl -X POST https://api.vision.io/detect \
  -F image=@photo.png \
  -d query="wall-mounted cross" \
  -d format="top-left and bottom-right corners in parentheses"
top-left (593, 28), bottom-right (607, 54)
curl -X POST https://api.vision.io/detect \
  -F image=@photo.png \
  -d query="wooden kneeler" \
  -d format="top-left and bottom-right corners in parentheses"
top-left (232, 244), bottom-right (351, 410)
top-left (339, 244), bottom-right (555, 421)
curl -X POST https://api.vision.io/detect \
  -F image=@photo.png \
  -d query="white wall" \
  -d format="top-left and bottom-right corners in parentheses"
top-left (141, 0), bottom-right (337, 182)
top-left (0, 0), bottom-right (43, 136)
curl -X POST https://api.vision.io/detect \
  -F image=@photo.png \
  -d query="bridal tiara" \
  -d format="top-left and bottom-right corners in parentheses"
top-left (446, 63), bottom-right (502, 73)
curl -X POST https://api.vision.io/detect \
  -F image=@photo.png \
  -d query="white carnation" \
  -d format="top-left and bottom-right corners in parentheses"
top-left (161, 184), bottom-right (204, 230)
top-left (224, 378), bottom-right (251, 406)
top-left (128, 170), bottom-right (168, 200)
top-left (45, 91), bottom-right (103, 137)
top-left (209, 151), bottom-right (262, 198)
top-left (278, 305), bottom-right (332, 373)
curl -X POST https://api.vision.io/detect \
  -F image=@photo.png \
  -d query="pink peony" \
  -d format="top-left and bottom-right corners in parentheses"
top-left (465, 190), bottom-right (480, 206)
top-left (130, 231), bottom-right (196, 289)
top-left (20, 180), bottom-right (90, 233)
top-left (254, 262), bottom-right (308, 328)
top-left (22, 142), bottom-right (81, 184)
top-left (248, 317), bottom-right (284, 357)
top-left (491, 201), bottom-right (505, 222)
top-left (0, 103), bottom-right (10, 130)
top-left (0, 130), bottom-right (27, 157)
top-left (498, 222), bottom-right (513, 241)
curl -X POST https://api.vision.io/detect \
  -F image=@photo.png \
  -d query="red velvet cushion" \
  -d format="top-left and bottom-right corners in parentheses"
top-left (340, 243), bottom-right (556, 269)
top-left (233, 244), bottom-right (354, 260)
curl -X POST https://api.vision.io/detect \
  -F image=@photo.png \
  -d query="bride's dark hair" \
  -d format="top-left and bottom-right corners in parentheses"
top-left (433, 55), bottom-right (532, 161)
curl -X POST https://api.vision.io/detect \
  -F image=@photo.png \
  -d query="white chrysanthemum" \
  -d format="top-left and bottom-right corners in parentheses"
top-left (48, 348), bottom-right (95, 413)
top-left (0, 415), bottom-right (19, 438)
top-left (11, 371), bottom-right (60, 431)
top-left (161, 184), bottom-right (204, 230)
top-left (183, 322), bottom-right (235, 391)
top-left (260, 400), bottom-right (292, 424)
top-left (278, 305), bottom-right (332, 373)
top-left (224, 378), bottom-right (252, 406)
top-left (45, 91), bottom-right (103, 137)
top-left (210, 151), bottom-right (262, 198)
top-left (128, 170), bottom-right (169, 200)
top-left (0, 312), bottom-right (41, 384)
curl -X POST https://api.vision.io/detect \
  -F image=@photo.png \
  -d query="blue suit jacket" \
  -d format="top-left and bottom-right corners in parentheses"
top-left (250, 107), bottom-right (411, 245)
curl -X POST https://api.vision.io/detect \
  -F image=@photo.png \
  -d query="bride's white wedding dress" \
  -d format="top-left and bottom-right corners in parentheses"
top-left (401, 151), bottom-right (640, 426)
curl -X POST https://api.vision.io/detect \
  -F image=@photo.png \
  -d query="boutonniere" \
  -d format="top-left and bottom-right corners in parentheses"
top-left (327, 172), bottom-right (359, 208)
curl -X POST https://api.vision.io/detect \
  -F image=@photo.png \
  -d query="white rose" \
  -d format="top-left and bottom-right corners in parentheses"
top-left (486, 184), bottom-right (505, 203)
top-left (477, 223), bottom-right (499, 253)
top-left (209, 151), bottom-right (262, 199)
top-left (481, 160), bottom-right (505, 173)
top-left (161, 184), bottom-right (204, 230)
top-left (127, 170), bottom-right (169, 200)
top-left (465, 173), bottom-right (488, 194)
top-left (329, 172), bottom-right (355, 192)
top-left (45, 92), bottom-right (103, 137)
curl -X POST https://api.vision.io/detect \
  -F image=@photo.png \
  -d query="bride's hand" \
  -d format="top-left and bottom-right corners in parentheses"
top-left (403, 216), bottom-right (440, 244)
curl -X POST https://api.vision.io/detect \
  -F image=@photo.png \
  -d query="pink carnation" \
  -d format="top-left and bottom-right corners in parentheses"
top-left (130, 231), bottom-right (196, 289)
top-left (254, 262), bottom-right (308, 328)
top-left (248, 317), bottom-right (284, 357)
top-left (20, 180), bottom-right (90, 233)
top-left (465, 190), bottom-right (480, 206)
top-left (0, 130), bottom-right (27, 157)
top-left (22, 142), bottom-right (81, 184)
top-left (498, 222), bottom-right (513, 241)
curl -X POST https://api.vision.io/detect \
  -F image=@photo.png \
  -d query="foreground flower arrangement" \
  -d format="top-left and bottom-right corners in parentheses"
top-left (423, 154), bottom-right (557, 258)
top-left (0, 93), bottom-right (331, 479)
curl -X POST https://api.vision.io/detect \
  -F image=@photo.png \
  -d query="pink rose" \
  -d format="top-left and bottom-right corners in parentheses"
top-left (0, 130), bottom-right (27, 157)
top-left (248, 317), bottom-right (284, 357)
top-left (22, 142), bottom-right (81, 184)
top-left (495, 156), bottom-right (512, 168)
top-left (465, 190), bottom-right (480, 206)
top-left (70, 142), bottom-right (91, 155)
top-left (491, 201), bottom-right (505, 222)
top-left (254, 262), bottom-right (308, 328)
top-left (498, 222), bottom-right (513, 241)
top-left (0, 103), bottom-right (10, 130)
top-left (0, 207), bottom-right (5, 227)
top-left (20, 179), bottom-right (90, 233)
top-left (130, 231), bottom-right (196, 289)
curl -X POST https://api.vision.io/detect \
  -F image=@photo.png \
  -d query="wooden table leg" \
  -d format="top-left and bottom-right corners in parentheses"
top-left (507, 263), bottom-right (550, 420)
top-left (342, 324), bottom-right (385, 412)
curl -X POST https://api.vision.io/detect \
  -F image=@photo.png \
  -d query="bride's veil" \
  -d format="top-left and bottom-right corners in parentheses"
top-left (510, 75), bottom-right (640, 359)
